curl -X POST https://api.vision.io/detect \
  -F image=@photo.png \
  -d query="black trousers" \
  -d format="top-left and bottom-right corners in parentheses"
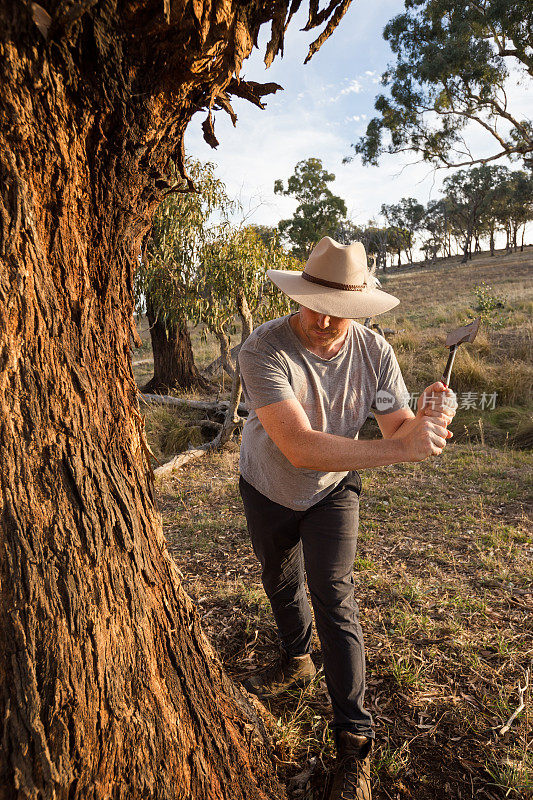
top-left (239, 471), bottom-right (374, 739)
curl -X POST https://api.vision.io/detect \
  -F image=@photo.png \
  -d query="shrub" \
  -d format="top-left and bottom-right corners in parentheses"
top-left (473, 282), bottom-right (505, 320)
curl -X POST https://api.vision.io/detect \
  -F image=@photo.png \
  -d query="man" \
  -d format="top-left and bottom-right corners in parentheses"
top-left (237, 237), bottom-right (457, 800)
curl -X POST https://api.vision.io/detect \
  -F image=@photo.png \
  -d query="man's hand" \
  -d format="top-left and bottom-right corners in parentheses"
top-left (395, 414), bottom-right (451, 462)
top-left (394, 382), bottom-right (457, 462)
top-left (418, 381), bottom-right (458, 424)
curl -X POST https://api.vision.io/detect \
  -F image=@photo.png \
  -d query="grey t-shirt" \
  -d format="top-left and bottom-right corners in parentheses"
top-left (238, 314), bottom-right (410, 511)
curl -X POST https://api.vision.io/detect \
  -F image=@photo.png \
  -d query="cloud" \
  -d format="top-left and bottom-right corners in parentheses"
top-left (337, 79), bottom-right (363, 97)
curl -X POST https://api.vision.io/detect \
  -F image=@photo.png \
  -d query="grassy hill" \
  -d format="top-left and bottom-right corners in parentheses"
top-left (134, 248), bottom-right (532, 799)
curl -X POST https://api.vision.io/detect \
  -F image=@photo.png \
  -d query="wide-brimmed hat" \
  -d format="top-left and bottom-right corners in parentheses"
top-left (267, 236), bottom-right (399, 318)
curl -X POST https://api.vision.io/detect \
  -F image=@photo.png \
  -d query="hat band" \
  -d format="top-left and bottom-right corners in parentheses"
top-left (302, 271), bottom-right (368, 292)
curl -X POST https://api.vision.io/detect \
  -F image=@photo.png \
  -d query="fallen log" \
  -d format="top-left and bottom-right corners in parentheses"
top-left (197, 419), bottom-right (223, 434)
top-left (139, 393), bottom-right (248, 417)
top-left (154, 444), bottom-right (215, 476)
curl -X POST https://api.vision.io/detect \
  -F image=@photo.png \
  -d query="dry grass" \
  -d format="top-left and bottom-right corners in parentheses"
top-left (379, 251), bottom-right (533, 410)
top-left (143, 406), bottom-right (206, 459)
top-left (133, 248), bottom-right (533, 411)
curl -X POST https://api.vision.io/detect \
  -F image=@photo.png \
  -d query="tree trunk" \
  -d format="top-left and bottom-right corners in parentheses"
top-left (490, 227), bottom-right (495, 256)
top-left (212, 293), bottom-right (253, 447)
top-left (0, 0), bottom-right (350, 795)
top-left (202, 344), bottom-right (240, 379)
top-left (142, 296), bottom-right (210, 394)
top-left (215, 329), bottom-right (236, 379)
top-left (461, 232), bottom-right (472, 264)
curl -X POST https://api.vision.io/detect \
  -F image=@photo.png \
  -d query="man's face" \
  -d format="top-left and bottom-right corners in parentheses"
top-left (297, 306), bottom-right (352, 347)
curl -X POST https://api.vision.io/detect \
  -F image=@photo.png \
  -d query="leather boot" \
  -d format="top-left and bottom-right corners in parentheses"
top-left (322, 731), bottom-right (372, 800)
top-left (243, 649), bottom-right (316, 699)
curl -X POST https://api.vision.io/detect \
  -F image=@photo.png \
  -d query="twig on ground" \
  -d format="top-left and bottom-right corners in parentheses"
top-left (497, 668), bottom-right (529, 736)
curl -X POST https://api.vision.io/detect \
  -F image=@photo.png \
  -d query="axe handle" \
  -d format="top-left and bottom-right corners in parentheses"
top-left (441, 345), bottom-right (457, 388)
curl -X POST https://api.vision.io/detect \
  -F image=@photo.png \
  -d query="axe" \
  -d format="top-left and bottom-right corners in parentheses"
top-left (441, 318), bottom-right (481, 388)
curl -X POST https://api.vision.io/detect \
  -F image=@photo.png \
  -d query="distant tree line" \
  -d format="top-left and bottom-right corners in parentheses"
top-left (276, 159), bottom-right (533, 268)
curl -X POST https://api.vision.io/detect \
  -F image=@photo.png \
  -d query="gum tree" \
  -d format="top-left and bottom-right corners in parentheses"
top-left (0, 1), bottom-right (350, 797)
top-left (274, 157), bottom-right (348, 258)
top-left (191, 225), bottom-right (298, 382)
top-left (195, 225), bottom-right (298, 419)
top-left (380, 197), bottom-right (425, 264)
top-left (156, 226), bottom-right (300, 473)
top-left (353, 0), bottom-right (533, 168)
top-left (137, 158), bottom-right (232, 393)
top-left (442, 165), bottom-right (508, 262)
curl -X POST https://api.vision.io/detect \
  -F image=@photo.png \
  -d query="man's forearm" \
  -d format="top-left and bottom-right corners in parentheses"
top-left (388, 416), bottom-right (419, 439)
top-left (291, 430), bottom-right (407, 471)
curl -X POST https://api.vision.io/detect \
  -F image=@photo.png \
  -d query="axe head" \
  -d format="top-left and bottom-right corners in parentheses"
top-left (445, 318), bottom-right (480, 348)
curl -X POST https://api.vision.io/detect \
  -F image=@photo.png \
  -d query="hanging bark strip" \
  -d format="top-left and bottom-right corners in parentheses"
top-left (0, 0), bottom-right (352, 797)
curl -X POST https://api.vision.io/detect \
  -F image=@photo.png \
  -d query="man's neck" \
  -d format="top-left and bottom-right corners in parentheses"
top-left (289, 313), bottom-right (349, 360)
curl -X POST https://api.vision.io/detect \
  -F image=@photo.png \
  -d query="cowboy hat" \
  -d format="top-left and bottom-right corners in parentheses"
top-left (267, 237), bottom-right (399, 319)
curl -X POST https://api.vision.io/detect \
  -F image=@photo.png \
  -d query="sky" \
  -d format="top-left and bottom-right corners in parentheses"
top-left (184, 1), bottom-right (533, 241)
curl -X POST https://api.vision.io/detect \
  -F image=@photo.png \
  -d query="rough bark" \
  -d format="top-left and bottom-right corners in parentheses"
top-left (0, 0), bottom-right (349, 797)
top-left (142, 296), bottom-right (210, 393)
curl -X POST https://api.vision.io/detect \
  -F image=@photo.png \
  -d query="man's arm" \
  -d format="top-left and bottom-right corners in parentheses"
top-left (374, 406), bottom-right (415, 438)
top-left (255, 396), bottom-right (451, 471)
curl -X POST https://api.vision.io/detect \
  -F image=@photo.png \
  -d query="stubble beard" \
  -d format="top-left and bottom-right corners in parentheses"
top-left (298, 312), bottom-right (345, 348)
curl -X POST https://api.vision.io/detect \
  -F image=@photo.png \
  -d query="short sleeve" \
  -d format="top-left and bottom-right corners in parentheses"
top-left (238, 340), bottom-right (296, 411)
top-left (371, 343), bottom-right (410, 415)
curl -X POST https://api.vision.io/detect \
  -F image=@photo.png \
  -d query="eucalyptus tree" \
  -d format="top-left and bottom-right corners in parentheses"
top-left (333, 220), bottom-right (364, 246)
top-left (0, 1), bottom-right (350, 797)
top-left (497, 170), bottom-right (533, 251)
top-left (274, 157), bottom-right (348, 258)
top-left (443, 165), bottom-right (508, 262)
top-left (353, 0), bottom-right (533, 169)
top-left (380, 197), bottom-right (425, 263)
top-left (384, 225), bottom-right (410, 267)
top-left (179, 225), bottom-right (300, 447)
top-left (422, 198), bottom-right (453, 258)
top-left (137, 158), bottom-right (232, 393)
top-left (360, 225), bottom-right (392, 270)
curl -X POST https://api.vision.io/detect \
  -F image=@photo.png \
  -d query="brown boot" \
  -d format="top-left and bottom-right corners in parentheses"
top-left (243, 650), bottom-right (316, 699)
top-left (323, 731), bottom-right (372, 800)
